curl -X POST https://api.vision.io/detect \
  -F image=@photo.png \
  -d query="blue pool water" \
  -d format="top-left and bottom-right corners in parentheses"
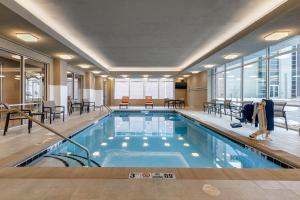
top-left (30, 111), bottom-right (281, 168)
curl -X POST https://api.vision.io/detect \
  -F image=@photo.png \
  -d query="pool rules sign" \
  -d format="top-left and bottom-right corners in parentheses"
top-left (128, 172), bottom-right (176, 180)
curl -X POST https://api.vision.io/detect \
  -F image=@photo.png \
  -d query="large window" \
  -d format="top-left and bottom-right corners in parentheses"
top-left (114, 78), bottom-right (174, 99)
top-left (243, 50), bottom-right (267, 101)
top-left (114, 79), bottom-right (129, 99)
top-left (216, 67), bottom-right (225, 100)
top-left (129, 79), bottom-right (144, 99)
top-left (210, 35), bottom-right (300, 130)
top-left (145, 79), bottom-right (159, 99)
top-left (226, 60), bottom-right (241, 101)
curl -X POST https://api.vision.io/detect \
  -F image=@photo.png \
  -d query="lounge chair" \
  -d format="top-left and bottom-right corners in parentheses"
top-left (145, 96), bottom-right (154, 109)
top-left (1, 103), bottom-right (32, 136)
top-left (274, 101), bottom-right (288, 130)
top-left (119, 96), bottom-right (129, 109)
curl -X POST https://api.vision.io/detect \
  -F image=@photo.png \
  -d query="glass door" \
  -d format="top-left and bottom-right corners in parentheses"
top-left (0, 50), bottom-right (21, 128)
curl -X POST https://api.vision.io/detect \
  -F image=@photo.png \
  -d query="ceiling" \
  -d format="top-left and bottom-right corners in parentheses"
top-left (0, 3), bottom-right (99, 71)
top-left (0, 0), bottom-right (291, 73)
top-left (187, 2), bottom-right (300, 72)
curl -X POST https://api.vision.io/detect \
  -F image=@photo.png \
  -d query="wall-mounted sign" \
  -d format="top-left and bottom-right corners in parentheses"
top-left (128, 172), bottom-right (176, 180)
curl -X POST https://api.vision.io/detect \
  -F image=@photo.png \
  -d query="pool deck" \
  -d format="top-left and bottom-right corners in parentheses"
top-left (0, 106), bottom-right (300, 199)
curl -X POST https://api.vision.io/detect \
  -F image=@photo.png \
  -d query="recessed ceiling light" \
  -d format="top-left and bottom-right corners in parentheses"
top-left (108, 136), bottom-right (114, 140)
top-left (224, 54), bottom-right (240, 60)
top-left (58, 54), bottom-right (73, 60)
top-left (124, 136), bottom-right (130, 140)
top-left (178, 77), bottom-right (184, 80)
top-left (264, 31), bottom-right (289, 41)
top-left (78, 64), bottom-right (91, 69)
top-left (143, 75), bottom-right (150, 78)
top-left (101, 75), bottom-right (108, 78)
top-left (125, 77), bottom-right (130, 80)
top-left (191, 71), bottom-right (199, 74)
top-left (143, 137), bottom-right (148, 140)
top-left (15, 75), bottom-right (21, 78)
top-left (183, 75), bottom-right (190, 78)
top-left (0, 75), bottom-right (6, 78)
top-left (91, 71), bottom-right (101, 74)
top-left (108, 77), bottom-right (114, 80)
top-left (16, 33), bottom-right (39, 42)
top-left (67, 71), bottom-right (72, 74)
top-left (161, 77), bottom-right (166, 80)
top-left (11, 55), bottom-right (21, 60)
top-left (203, 64), bottom-right (215, 68)
top-left (164, 75), bottom-right (171, 78)
top-left (161, 137), bottom-right (167, 140)
top-left (121, 75), bottom-right (128, 78)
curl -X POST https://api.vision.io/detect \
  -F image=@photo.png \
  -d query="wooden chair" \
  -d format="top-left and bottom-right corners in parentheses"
top-left (144, 96), bottom-right (154, 109)
top-left (119, 96), bottom-right (129, 109)
top-left (274, 101), bottom-right (288, 130)
top-left (42, 101), bottom-right (65, 124)
top-left (1, 103), bottom-right (32, 136)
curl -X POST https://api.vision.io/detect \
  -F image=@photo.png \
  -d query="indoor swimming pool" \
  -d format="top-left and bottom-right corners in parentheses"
top-left (23, 111), bottom-right (283, 168)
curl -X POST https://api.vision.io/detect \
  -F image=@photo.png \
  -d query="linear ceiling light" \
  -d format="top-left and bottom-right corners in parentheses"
top-left (164, 75), bottom-right (171, 78)
top-left (191, 71), bottom-right (199, 74)
top-left (203, 64), bottom-right (215, 68)
top-left (223, 54), bottom-right (240, 60)
top-left (183, 75), bottom-right (190, 78)
top-left (16, 33), bottom-right (39, 42)
top-left (58, 54), bottom-right (73, 60)
top-left (264, 31), bottom-right (289, 41)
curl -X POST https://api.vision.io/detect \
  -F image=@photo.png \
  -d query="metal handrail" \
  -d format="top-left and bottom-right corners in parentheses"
top-left (103, 105), bottom-right (112, 113)
top-left (0, 108), bottom-right (91, 167)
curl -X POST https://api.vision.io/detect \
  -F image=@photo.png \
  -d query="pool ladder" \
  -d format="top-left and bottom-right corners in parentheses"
top-left (0, 107), bottom-right (92, 167)
top-left (103, 105), bottom-right (113, 113)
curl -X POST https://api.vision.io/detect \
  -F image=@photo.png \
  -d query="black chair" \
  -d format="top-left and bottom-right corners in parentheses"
top-left (82, 98), bottom-right (96, 112)
top-left (42, 101), bottom-right (65, 124)
top-left (1, 103), bottom-right (32, 136)
top-left (68, 97), bottom-right (83, 115)
top-left (274, 101), bottom-right (288, 130)
top-left (203, 99), bottom-right (217, 114)
top-left (223, 100), bottom-right (232, 115)
top-left (164, 98), bottom-right (170, 107)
